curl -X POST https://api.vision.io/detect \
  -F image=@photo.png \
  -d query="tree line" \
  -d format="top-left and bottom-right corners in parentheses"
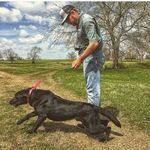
top-left (0, 46), bottom-right (41, 64)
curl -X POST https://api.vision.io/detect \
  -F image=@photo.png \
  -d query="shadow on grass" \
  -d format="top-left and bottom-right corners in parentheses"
top-left (19, 106), bottom-right (122, 142)
top-left (42, 121), bottom-right (122, 142)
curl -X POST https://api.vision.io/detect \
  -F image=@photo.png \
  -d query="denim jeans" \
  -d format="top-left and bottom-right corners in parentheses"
top-left (83, 50), bottom-right (105, 107)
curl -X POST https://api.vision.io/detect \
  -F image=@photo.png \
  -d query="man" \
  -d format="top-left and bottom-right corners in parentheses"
top-left (59, 5), bottom-right (105, 107)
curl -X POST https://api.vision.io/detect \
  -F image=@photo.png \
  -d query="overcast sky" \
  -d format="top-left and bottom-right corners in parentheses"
top-left (0, 1), bottom-right (76, 59)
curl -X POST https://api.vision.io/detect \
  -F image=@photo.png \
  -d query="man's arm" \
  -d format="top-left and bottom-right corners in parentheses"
top-left (79, 41), bottom-right (99, 62)
top-left (72, 41), bottom-right (99, 69)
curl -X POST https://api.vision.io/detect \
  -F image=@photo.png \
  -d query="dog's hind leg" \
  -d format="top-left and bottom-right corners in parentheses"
top-left (17, 111), bottom-right (37, 125)
top-left (96, 126), bottom-right (111, 142)
top-left (88, 123), bottom-right (111, 142)
top-left (27, 115), bottom-right (46, 134)
top-left (95, 119), bottom-right (111, 142)
top-left (85, 115), bottom-right (111, 142)
top-left (87, 121), bottom-right (106, 134)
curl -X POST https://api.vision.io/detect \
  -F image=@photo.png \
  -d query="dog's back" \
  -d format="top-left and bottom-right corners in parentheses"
top-left (35, 91), bottom-right (93, 121)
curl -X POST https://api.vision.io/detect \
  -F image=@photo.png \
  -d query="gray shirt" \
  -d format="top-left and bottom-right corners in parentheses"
top-left (75, 12), bottom-right (103, 54)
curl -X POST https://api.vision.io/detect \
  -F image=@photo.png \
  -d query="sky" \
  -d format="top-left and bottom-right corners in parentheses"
top-left (0, 1), bottom-right (76, 59)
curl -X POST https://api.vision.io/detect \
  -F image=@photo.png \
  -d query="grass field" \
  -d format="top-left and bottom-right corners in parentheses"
top-left (0, 60), bottom-right (150, 149)
top-left (53, 61), bottom-right (150, 131)
top-left (0, 60), bottom-right (150, 131)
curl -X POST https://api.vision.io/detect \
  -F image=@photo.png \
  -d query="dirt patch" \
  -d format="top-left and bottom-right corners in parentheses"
top-left (0, 71), bottom-right (150, 150)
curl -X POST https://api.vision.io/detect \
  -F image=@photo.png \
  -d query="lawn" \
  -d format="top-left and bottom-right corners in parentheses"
top-left (53, 61), bottom-right (150, 131)
top-left (0, 60), bottom-right (150, 132)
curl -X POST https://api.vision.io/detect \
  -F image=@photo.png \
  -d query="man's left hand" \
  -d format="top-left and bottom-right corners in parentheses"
top-left (72, 58), bottom-right (82, 69)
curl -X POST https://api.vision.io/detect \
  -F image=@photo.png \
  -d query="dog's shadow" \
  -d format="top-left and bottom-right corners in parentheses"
top-left (26, 106), bottom-right (123, 142)
top-left (42, 121), bottom-right (107, 142)
top-left (43, 121), bottom-right (83, 133)
top-left (41, 120), bottom-right (123, 142)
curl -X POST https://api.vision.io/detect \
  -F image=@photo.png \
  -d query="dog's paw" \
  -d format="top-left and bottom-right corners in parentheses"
top-left (27, 129), bottom-right (37, 134)
top-left (98, 135), bottom-right (107, 143)
top-left (99, 127), bottom-right (111, 143)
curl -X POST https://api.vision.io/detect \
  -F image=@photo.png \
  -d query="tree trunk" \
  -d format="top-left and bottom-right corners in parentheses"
top-left (140, 50), bottom-right (144, 62)
top-left (112, 46), bottom-right (120, 69)
top-left (32, 59), bottom-right (35, 64)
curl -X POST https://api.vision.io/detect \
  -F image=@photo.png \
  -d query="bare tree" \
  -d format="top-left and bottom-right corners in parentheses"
top-left (0, 50), bottom-right (3, 60)
top-left (127, 31), bottom-right (149, 61)
top-left (103, 47), bottom-right (111, 61)
top-left (27, 46), bottom-right (42, 64)
top-left (3, 48), bottom-right (18, 63)
top-left (92, 2), bottom-right (149, 68)
top-left (126, 5), bottom-right (150, 61)
top-left (123, 47), bottom-right (138, 61)
top-left (67, 51), bottom-right (77, 60)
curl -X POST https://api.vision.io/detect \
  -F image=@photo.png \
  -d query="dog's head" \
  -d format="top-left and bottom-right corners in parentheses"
top-left (9, 88), bottom-right (31, 107)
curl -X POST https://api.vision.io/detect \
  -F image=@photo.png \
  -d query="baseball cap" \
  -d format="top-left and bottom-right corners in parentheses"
top-left (59, 5), bottom-right (75, 25)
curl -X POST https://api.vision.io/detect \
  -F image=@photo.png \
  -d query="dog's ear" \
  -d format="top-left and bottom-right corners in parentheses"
top-left (15, 88), bottom-right (32, 97)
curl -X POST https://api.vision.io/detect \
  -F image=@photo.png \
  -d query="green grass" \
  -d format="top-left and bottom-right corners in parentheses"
top-left (53, 61), bottom-right (150, 131)
top-left (0, 60), bottom-right (150, 132)
top-left (0, 60), bottom-right (72, 75)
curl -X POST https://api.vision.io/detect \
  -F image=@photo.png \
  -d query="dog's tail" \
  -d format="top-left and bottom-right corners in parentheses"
top-left (96, 106), bottom-right (121, 128)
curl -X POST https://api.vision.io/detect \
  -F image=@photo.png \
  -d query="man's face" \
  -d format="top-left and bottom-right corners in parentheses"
top-left (66, 10), bottom-right (79, 26)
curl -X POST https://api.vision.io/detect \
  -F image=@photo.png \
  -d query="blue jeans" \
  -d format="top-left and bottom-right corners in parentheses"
top-left (83, 50), bottom-right (105, 107)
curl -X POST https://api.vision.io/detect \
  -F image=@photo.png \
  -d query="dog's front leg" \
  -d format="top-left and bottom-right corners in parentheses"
top-left (27, 115), bottom-right (46, 134)
top-left (17, 111), bottom-right (37, 125)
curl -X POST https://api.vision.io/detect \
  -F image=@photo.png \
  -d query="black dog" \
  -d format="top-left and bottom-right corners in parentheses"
top-left (9, 88), bottom-right (121, 141)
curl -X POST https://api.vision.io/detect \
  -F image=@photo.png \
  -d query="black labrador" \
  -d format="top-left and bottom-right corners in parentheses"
top-left (9, 88), bottom-right (121, 142)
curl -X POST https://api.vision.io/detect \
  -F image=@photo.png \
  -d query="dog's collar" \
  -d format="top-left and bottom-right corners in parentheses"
top-left (27, 80), bottom-right (42, 104)
top-left (27, 88), bottom-right (36, 104)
